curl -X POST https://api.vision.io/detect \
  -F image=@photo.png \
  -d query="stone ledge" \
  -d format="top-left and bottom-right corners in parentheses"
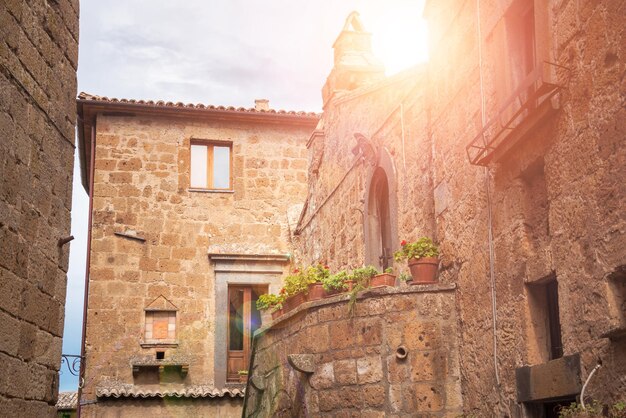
top-left (515, 354), bottom-right (581, 402)
top-left (255, 282), bottom-right (457, 335)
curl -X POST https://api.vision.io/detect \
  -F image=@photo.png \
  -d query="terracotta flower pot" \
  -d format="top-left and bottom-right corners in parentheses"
top-left (323, 288), bottom-right (342, 298)
top-left (260, 310), bottom-right (272, 325)
top-left (408, 257), bottom-right (439, 284)
top-left (271, 308), bottom-right (283, 320)
top-left (284, 292), bottom-right (306, 312)
top-left (370, 273), bottom-right (396, 287)
top-left (345, 280), bottom-right (355, 291)
top-left (307, 282), bottom-right (325, 301)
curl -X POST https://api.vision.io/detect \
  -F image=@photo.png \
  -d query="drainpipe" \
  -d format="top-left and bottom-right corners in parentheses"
top-left (77, 120), bottom-right (96, 417)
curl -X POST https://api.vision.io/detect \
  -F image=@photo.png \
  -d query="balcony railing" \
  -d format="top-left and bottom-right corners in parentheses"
top-left (466, 61), bottom-right (569, 166)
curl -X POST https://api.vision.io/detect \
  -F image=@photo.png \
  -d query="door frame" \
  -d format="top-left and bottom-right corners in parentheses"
top-left (210, 253), bottom-right (289, 388)
top-left (364, 147), bottom-right (399, 270)
top-left (226, 284), bottom-right (267, 382)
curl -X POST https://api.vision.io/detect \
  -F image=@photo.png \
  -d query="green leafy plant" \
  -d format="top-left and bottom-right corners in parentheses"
top-left (237, 370), bottom-right (249, 376)
top-left (306, 263), bottom-right (330, 283)
top-left (384, 267), bottom-right (394, 274)
top-left (283, 264), bottom-right (331, 296)
top-left (394, 237), bottom-right (439, 262)
top-left (557, 400), bottom-right (626, 418)
top-left (398, 272), bottom-right (411, 282)
top-left (322, 270), bottom-right (349, 292)
top-left (256, 293), bottom-right (285, 311)
top-left (347, 266), bottom-right (377, 316)
top-left (351, 266), bottom-right (378, 283)
top-left (283, 268), bottom-right (310, 296)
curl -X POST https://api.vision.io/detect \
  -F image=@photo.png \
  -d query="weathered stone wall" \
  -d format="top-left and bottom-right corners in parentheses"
top-left (244, 285), bottom-right (461, 417)
top-left (296, 0), bottom-right (625, 415)
top-left (295, 68), bottom-right (434, 270)
top-left (0, 0), bottom-right (78, 416)
top-left (92, 397), bottom-right (242, 418)
top-left (425, 0), bottom-right (626, 414)
top-left (81, 111), bottom-right (316, 416)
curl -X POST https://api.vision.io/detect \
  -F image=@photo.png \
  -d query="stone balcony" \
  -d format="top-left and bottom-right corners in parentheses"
top-left (242, 283), bottom-right (462, 416)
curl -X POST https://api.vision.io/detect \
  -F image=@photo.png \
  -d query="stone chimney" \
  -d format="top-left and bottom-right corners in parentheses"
top-left (322, 11), bottom-right (385, 107)
top-left (255, 99), bottom-right (270, 111)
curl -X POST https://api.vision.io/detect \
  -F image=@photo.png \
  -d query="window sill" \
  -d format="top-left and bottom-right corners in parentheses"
top-left (140, 340), bottom-right (179, 348)
top-left (188, 188), bottom-right (234, 194)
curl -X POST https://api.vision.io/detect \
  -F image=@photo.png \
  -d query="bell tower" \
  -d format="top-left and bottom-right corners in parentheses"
top-left (322, 12), bottom-right (385, 107)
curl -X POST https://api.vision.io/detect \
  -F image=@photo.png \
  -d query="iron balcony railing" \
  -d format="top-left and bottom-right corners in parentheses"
top-left (466, 61), bottom-right (569, 166)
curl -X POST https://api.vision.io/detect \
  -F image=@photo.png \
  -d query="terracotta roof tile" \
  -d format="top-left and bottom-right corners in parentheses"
top-left (56, 391), bottom-right (78, 409)
top-left (77, 92), bottom-right (319, 117)
top-left (96, 383), bottom-right (244, 399)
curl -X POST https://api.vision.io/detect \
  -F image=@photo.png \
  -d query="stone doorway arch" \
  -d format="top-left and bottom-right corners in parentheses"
top-left (364, 148), bottom-right (398, 271)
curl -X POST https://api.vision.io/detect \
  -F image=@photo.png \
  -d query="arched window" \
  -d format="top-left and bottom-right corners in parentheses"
top-left (366, 167), bottom-right (392, 270)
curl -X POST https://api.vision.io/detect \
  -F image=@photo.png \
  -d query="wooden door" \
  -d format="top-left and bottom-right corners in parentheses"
top-left (227, 285), bottom-right (265, 382)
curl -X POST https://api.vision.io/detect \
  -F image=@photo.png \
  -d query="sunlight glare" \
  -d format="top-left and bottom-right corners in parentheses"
top-left (365, 5), bottom-right (429, 75)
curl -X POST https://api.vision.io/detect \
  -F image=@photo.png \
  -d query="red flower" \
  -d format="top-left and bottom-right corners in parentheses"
top-left (293, 268), bottom-right (299, 273)
top-left (401, 240), bottom-right (407, 246)
top-left (324, 265), bottom-right (330, 270)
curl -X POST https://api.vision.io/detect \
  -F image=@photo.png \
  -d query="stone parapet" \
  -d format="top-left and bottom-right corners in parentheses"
top-left (243, 284), bottom-right (462, 416)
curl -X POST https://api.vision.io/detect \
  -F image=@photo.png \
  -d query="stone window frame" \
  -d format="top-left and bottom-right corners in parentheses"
top-left (141, 308), bottom-right (179, 348)
top-left (363, 147), bottom-right (399, 271)
top-left (189, 139), bottom-right (234, 192)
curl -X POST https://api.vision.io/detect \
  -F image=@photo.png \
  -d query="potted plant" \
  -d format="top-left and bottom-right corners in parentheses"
top-left (237, 369), bottom-right (248, 384)
top-left (394, 238), bottom-right (440, 284)
top-left (322, 270), bottom-right (349, 298)
top-left (306, 264), bottom-right (329, 301)
top-left (343, 266), bottom-right (376, 315)
top-left (271, 291), bottom-right (285, 320)
top-left (370, 267), bottom-right (397, 287)
top-left (256, 293), bottom-right (284, 322)
top-left (282, 269), bottom-right (309, 312)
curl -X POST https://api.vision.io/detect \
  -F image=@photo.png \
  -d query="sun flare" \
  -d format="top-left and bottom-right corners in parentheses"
top-left (363, 5), bottom-right (429, 75)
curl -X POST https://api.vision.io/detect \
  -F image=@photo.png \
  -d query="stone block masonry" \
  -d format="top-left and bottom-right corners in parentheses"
top-left (76, 95), bottom-right (318, 417)
top-left (293, 2), bottom-right (626, 415)
top-left (0, 0), bottom-right (79, 416)
top-left (244, 285), bottom-right (462, 417)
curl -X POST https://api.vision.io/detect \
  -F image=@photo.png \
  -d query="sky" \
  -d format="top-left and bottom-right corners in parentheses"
top-left (60, 0), bottom-right (428, 391)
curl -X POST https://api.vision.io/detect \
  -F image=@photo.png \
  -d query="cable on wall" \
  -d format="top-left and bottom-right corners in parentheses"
top-left (476, 0), bottom-right (501, 386)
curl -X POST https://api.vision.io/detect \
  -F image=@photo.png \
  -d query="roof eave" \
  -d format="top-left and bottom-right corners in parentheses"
top-left (75, 98), bottom-right (320, 126)
top-left (76, 100), bottom-right (91, 193)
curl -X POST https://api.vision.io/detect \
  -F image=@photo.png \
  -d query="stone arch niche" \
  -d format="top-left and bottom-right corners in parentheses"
top-left (364, 148), bottom-right (399, 271)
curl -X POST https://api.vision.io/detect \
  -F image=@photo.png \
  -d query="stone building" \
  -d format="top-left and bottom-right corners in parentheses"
top-left (0, 1), bottom-right (78, 417)
top-left (243, 2), bottom-right (625, 417)
top-left (75, 94), bottom-right (318, 416)
top-left (78, 1), bottom-right (624, 417)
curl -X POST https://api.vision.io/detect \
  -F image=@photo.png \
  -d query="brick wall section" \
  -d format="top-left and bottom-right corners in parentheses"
top-left (81, 112), bottom-right (315, 416)
top-left (0, 0), bottom-right (78, 417)
top-left (296, 1), bottom-right (625, 415)
top-left (244, 286), bottom-right (461, 417)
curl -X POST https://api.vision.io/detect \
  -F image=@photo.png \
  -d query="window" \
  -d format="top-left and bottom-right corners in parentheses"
top-left (227, 285), bottom-right (266, 382)
top-left (488, 0), bottom-right (538, 115)
top-left (526, 275), bottom-right (563, 363)
top-left (366, 167), bottom-right (392, 271)
top-left (190, 140), bottom-right (232, 190)
top-left (506, 0), bottom-right (536, 92)
top-left (145, 311), bottom-right (176, 343)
